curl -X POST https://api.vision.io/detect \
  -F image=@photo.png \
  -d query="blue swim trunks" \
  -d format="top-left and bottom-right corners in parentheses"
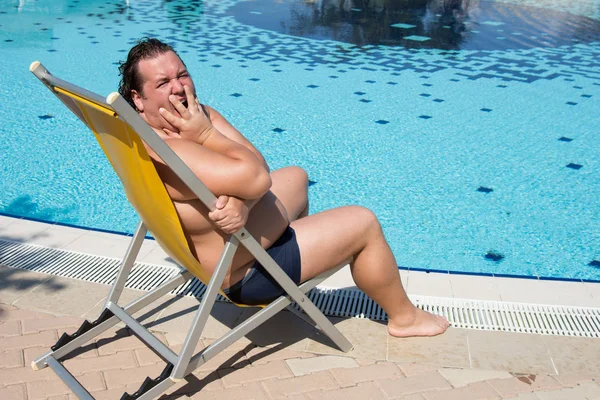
top-left (223, 226), bottom-right (302, 305)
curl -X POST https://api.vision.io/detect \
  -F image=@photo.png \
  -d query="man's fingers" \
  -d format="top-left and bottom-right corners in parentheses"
top-left (169, 95), bottom-right (188, 117)
top-left (159, 107), bottom-right (180, 127)
top-left (216, 195), bottom-right (229, 209)
top-left (184, 86), bottom-right (196, 114)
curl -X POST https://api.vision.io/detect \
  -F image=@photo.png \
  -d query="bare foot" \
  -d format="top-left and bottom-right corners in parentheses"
top-left (388, 308), bottom-right (450, 338)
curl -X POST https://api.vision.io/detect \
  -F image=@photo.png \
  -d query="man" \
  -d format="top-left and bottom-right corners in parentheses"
top-left (118, 38), bottom-right (449, 337)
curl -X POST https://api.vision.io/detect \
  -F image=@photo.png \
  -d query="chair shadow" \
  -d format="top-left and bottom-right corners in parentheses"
top-left (127, 293), bottom-right (349, 398)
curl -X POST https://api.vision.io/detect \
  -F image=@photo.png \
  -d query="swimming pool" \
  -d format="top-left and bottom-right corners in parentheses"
top-left (1, 0), bottom-right (598, 281)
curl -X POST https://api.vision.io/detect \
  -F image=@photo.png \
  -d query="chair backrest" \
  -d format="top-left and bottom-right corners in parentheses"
top-left (30, 62), bottom-right (212, 285)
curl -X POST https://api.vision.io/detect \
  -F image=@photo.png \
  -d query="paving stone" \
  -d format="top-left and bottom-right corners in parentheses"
top-left (307, 381), bottom-right (386, 400)
top-left (438, 367), bottom-right (512, 388)
top-left (24, 343), bottom-right (98, 366)
top-left (0, 308), bottom-right (45, 321)
top-left (1, 348), bottom-right (24, 368)
top-left (63, 350), bottom-right (137, 374)
top-left (469, 331), bottom-right (556, 374)
top-left (0, 320), bottom-right (21, 336)
top-left (543, 336), bottom-right (600, 376)
top-left (262, 370), bottom-right (339, 398)
top-left (422, 381), bottom-right (501, 399)
top-left (376, 371), bottom-right (452, 398)
top-left (535, 382), bottom-right (600, 400)
top-left (0, 303), bottom-right (18, 311)
top-left (22, 315), bottom-right (84, 334)
top-left (134, 347), bottom-right (164, 366)
top-left (0, 384), bottom-right (26, 400)
top-left (284, 395), bottom-right (310, 400)
top-left (218, 360), bottom-right (294, 387)
top-left (14, 276), bottom-right (110, 317)
top-left (396, 362), bottom-right (442, 377)
top-left (356, 358), bottom-right (378, 366)
top-left (0, 329), bottom-right (56, 351)
top-left (287, 355), bottom-right (359, 377)
top-left (103, 363), bottom-right (164, 389)
top-left (162, 370), bottom-right (224, 397)
top-left (27, 372), bottom-right (105, 400)
top-left (189, 381), bottom-right (269, 399)
top-left (244, 345), bottom-right (315, 366)
top-left (191, 346), bottom-right (250, 372)
top-left (394, 395), bottom-right (427, 400)
top-left (0, 364), bottom-right (56, 385)
top-left (236, 307), bottom-right (315, 351)
top-left (502, 393), bottom-right (542, 400)
top-left (330, 361), bottom-right (403, 387)
top-left (552, 374), bottom-right (597, 387)
top-left (486, 375), bottom-right (563, 398)
top-left (388, 327), bottom-right (469, 368)
top-left (0, 264), bottom-right (53, 304)
top-left (96, 332), bottom-right (149, 355)
top-left (306, 317), bottom-right (387, 360)
top-left (90, 387), bottom-right (143, 400)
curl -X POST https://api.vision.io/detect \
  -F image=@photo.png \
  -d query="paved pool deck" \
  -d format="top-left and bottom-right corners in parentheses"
top-left (1, 215), bottom-right (599, 400)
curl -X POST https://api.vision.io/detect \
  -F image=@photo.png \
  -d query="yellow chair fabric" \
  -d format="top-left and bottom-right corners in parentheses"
top-left (55, 89), bottom-right (213, 285)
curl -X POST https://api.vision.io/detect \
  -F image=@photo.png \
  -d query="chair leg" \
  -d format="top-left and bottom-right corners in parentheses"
top-left (105, 221), bottom-right (148, 306)
top-left (171, 236), bottom-right (240, 379)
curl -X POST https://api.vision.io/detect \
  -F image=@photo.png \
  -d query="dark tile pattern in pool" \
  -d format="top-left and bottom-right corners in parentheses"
top-left (2, 0), bottom-right (598, 281)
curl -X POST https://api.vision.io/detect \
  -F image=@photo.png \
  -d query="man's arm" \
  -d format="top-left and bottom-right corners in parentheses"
top-left (204, 105), bottom-right (270, 173)
top-left (152, 89), bottom-right (271, 201)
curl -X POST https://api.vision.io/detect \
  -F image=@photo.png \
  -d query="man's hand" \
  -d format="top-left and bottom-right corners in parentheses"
top-left (159, 85), bottom-right (214, 144)
top-left (208, 195), bottom-right (249, 234)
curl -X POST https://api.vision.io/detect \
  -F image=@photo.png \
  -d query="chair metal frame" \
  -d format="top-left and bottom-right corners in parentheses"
top-left (29, 61), bottom-right (352, 400)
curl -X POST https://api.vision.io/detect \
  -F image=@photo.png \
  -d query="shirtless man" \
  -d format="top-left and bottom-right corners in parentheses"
top-left (118, 38), bottom-right (449, 337)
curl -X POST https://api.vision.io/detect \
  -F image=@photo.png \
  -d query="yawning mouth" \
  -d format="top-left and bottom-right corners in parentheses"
top-left (181, 99), bottom-right (188, 109)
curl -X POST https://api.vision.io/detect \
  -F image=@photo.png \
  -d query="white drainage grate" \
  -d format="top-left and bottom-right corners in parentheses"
top-left (1, 239), bottom-right (599, 337)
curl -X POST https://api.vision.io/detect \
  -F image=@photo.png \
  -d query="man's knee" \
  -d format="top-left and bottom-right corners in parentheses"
top-left (349, 206), bottom-right (381, 233)
top-left (289, 166), bottom-right (309, 189)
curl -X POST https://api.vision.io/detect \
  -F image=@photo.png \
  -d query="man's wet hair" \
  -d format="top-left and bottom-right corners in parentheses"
top-left (118, 37), bottom-right (184, 109)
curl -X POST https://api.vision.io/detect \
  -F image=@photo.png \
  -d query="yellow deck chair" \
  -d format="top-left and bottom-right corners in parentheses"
top-left (29, 61), bottom-right (352, 400)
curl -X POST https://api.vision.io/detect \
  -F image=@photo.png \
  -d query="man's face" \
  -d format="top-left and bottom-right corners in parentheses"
top-left (132, 50), bottom-right (196, 131)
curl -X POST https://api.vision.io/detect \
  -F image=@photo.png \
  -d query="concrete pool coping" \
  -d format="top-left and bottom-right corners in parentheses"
top-left (1, 214), bottom-right (598, 309)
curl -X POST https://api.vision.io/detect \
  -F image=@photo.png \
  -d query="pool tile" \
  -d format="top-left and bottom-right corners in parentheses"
top-left (403, 35), bottom-right (431, 42)
top-left (494, 278), bottom-right (597, 307)
top-left (139, 246), bottom-right (180, 268)
top-left (583, 282), bottom-right (600, 303)
top-left (0, 219), bottom-right (50, 242)
top-left (390, 23), bottom-right (416, 29)
top-left (62, 232), bottom-right (127, 259)
top-left (468, 330), bottom-right (555, 374)
top-left (0, 214), bottom-right (17, 229)
top-left (26, 225), bottom-right (84, 249)
top-left (566, 163), bottom-right (582, 170)
top-left (387, 327), bottom-right (470, 368)
top-left (449, 275), bottom-right (501, 301)
top-left (406, 271), bottom-right (452, 297)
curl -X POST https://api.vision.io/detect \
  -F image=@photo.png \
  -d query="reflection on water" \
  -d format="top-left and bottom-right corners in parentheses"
top-left (229, 0), bottom-right (600, 50)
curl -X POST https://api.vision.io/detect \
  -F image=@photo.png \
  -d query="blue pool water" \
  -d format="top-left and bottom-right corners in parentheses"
top-left (0, 0), bottom-right (598, 281)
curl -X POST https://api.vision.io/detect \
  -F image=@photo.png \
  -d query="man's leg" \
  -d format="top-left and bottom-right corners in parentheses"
top-left (269, 166), bottom-right (309, 220)
top-left (290, 206), bottom-right (449, 337)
